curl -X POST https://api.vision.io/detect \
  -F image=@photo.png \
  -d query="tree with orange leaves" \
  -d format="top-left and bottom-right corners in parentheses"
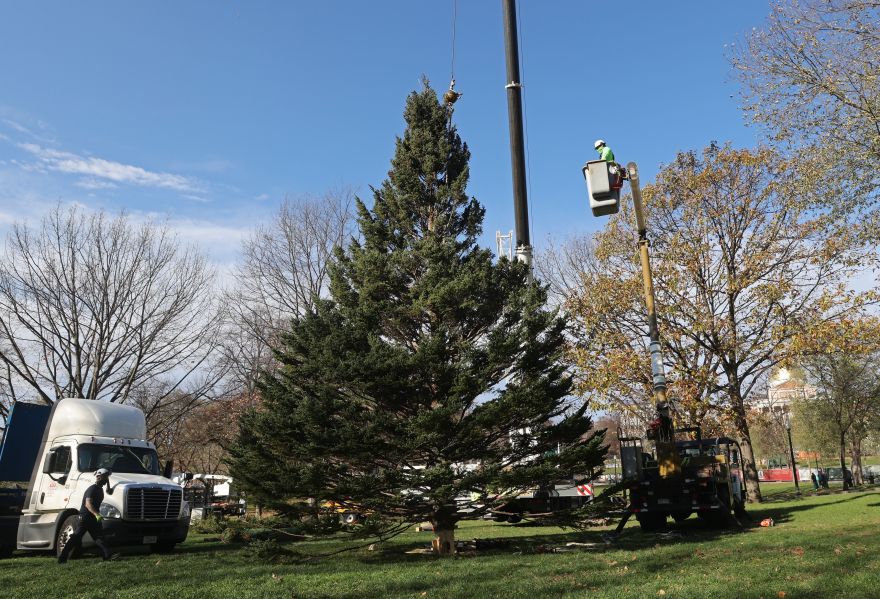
top-left (552, 143), bottom-right (879, 503)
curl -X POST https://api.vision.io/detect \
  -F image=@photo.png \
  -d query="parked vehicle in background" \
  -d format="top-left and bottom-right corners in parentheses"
top-left (863, 465), bottom-right (880, 483)
top-left (489, 480), bottom-right (595, 523)
top-left (175, 474), bottom-right (245, 519)
top-left (825, 467), bottom-right (851, 482)
top-left (0, 399), bottom-right (190, 558)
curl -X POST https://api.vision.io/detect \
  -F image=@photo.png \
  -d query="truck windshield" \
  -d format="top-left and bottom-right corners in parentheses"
top-left (77, 444), bottom-right (160, 475)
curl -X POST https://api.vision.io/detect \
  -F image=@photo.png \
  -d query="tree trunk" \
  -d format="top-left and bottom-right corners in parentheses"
top-left (839, 433), bottom-right (849, 491)
top-left (431, 507), bottom-right (457, 556)
top-left (432, 528), bottom-right (456, 556)
top-left (850, 436), bottom-right (863, 486)
top-left (733, 407), bottom-right (763, 503)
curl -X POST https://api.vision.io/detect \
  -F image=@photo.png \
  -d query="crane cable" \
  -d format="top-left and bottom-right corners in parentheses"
top-left (444, 0), bottom-right (462, 106)
top-left (450, 0), bottom-right (457, 83)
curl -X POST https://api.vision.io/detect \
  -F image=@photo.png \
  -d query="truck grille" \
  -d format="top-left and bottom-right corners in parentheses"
top-left (126, 487), bottom-right (181, 521)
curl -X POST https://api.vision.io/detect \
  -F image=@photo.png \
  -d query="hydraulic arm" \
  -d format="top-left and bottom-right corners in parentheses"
top-left (626, 163), bottom-right (680, 478)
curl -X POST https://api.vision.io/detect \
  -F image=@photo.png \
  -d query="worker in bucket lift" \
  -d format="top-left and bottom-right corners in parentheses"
top-left (594, 139), bottom-right (614, 162)
top-left (594, 139), bottom-right (625, 190)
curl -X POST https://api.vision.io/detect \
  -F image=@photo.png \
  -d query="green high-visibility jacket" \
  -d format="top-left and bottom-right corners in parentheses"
top-left (598, 146), bottom-right (615, 162)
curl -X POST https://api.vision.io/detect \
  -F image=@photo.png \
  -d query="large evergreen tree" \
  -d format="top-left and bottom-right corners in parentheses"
top-left (229, 83), bottom-right (605, 554)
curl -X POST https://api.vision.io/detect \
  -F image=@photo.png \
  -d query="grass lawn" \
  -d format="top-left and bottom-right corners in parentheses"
top-left (4, 487), bottom-right (880, 599)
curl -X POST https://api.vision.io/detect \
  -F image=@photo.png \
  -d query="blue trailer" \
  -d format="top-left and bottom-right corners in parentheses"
top-left (0, 402), bottom-right (52, 556)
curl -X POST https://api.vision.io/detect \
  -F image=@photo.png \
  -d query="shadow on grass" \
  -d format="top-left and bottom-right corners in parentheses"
top-left (168, 540), bottom-right (256, 556)
top-left (743, 493), bottom-right (871, 526)
top-left (353, 519), bottom-right (753, 564)
top-left (5, 537), bottom-right (247, 562)
top-left (96, 492), bottom-right (874, 566)
top-left (358, 492), bottom-right (879, 562)
top-left (761, 485), bottom-right (876, 504)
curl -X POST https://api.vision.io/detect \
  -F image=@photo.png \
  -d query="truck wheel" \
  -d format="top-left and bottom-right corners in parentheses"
top-left (151, 542), bottom-right (177, 554)
top-left (507, 515), bottom-right (522, 524)
top-left (0, 546), bottom-right (13, 559)
top-left (56, 515), bottom-right (80, 558)
top-left (636, 512), bottom-right (667, 532)
top-left (491, 515), bottom-right (508, 523)
top-left (342, 513), bottom-right (359, 525)
top-left (700, 509), bottom-right (731, 528)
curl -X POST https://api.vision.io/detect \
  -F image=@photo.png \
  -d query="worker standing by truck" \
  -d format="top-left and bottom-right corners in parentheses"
top-left (57, 468), bottom-right (118, 563)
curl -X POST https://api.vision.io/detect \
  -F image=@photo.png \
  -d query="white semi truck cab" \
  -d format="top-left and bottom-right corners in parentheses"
top-left (5, 398), bottom-right (190, 556)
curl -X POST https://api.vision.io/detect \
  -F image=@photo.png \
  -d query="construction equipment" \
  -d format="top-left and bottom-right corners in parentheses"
top-left (618, 428), bottom-right (746, 531)
top-left (587, 163), bottom-right (746, 531)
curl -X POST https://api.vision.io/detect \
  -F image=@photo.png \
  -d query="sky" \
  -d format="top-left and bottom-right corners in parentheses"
top-left (0, 1), bottom-right (773, 270)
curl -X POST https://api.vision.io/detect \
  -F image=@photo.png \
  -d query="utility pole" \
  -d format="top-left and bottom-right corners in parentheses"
top-left (501, 0), bottom-right (531, 266)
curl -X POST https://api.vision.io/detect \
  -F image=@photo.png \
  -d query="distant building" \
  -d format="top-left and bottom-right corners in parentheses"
top-left (751, 366), bottom-right (816, 415)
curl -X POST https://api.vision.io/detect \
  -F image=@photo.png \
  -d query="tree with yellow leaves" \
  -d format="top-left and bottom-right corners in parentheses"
top-left (548, 143), bottom-right (879, 502)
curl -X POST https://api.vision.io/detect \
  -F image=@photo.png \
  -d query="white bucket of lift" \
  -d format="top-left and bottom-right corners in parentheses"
top-left (583, 160), bottom-right (621, 216)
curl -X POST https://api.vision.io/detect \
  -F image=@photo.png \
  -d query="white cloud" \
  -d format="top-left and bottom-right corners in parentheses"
top-left (74, 177), bottom-right (118, 190)
top-left (3, 119), bottom-right (38, 138)
top-left (170, 219), bottom-right (247, 247)
top-left (254, 193), bottom-right (270, 201)
top-left (18, 142), bottom-right (201, 193)
top-left (0, 115), bottom-right (56, 144)
top-left (181, 194), bottom-right (210, 203)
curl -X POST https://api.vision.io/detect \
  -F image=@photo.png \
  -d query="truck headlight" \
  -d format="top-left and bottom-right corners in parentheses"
top-left (100, 504), bottom-right (122, 519)
top-left (182, 501), bottom-right (191, 519)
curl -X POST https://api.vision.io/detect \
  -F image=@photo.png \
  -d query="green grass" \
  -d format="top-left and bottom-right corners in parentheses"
top-left (4, 487), bottom-right (880, 598)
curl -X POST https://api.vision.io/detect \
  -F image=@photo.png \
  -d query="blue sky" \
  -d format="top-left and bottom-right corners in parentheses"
top-left (0, 2), bottom-right (771, 267)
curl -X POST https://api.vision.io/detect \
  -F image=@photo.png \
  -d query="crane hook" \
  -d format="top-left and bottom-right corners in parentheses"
top-left (444, 79), bottom-right (462, 106)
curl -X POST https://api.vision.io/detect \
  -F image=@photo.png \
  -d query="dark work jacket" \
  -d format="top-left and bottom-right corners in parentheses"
top-left (80, 483), bottom-right (104, 518)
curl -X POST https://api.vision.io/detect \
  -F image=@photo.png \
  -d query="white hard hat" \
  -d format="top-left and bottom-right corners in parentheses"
top-left (594, 139), bottom-right (605, 149)
top-left (95, 468), bottom-right (112, 477)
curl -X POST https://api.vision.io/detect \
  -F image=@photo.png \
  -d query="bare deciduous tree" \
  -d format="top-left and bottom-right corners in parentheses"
top-left (160, 393), bottom-right (259, 476)
top-left (222, 189), bottom-right (355, 393)
top-left (0, 204), bottom-right (223, 414)
top-left (732, 1), bottom-right (880, 180)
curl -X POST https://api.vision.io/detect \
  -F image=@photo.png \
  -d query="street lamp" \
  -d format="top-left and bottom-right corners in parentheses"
top-left (782, 412), bottom-right (801, 496)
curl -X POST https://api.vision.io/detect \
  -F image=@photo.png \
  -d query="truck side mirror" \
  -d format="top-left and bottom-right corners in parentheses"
top-left (42, 447), bottom-right (71, 483)
top-left (43, 446), bottom-right (71, 473)
top-left (42, 450), bottom-right (55, 474)
top-left (163, 459), bottom-right (174, 479)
